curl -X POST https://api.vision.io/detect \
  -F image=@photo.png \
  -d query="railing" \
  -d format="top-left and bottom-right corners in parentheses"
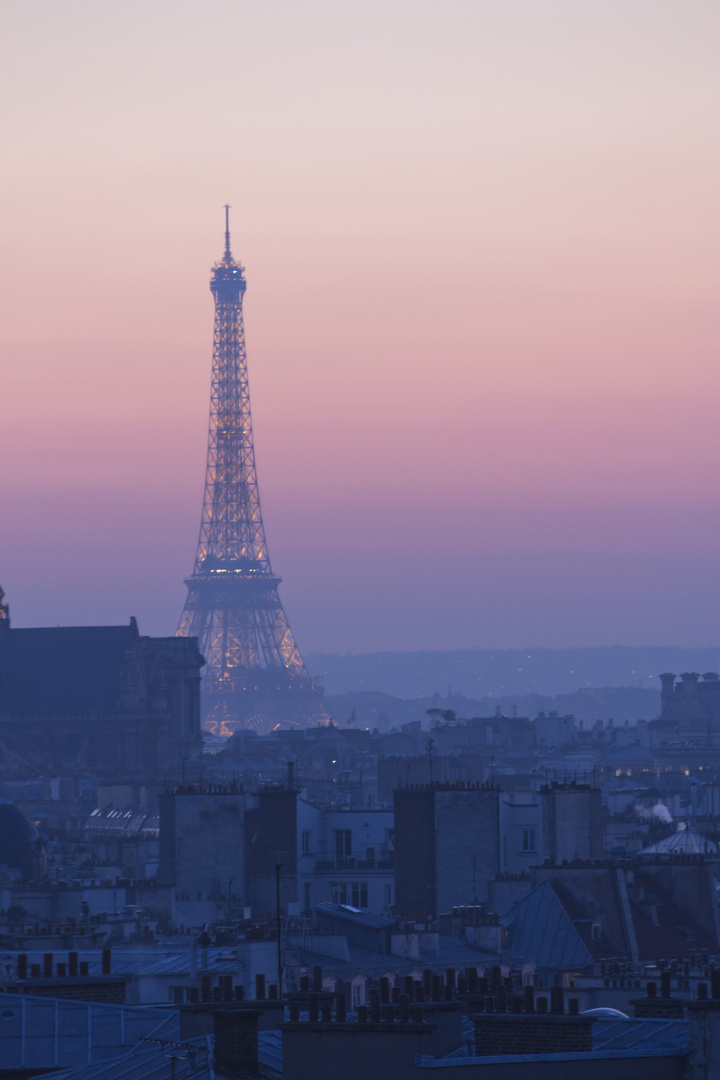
top-left (314, 858), bottom-right (394, 872)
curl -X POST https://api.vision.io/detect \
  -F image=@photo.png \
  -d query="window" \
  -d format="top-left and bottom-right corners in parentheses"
top-left (304, 882), bottom-right (312, 913)
top-left (334, 829), bottom-right (352, 861)
top-left (330, 881), bottom-right (368, 908)
top-left (351, 882), bottom-right (368, 908)
top-left (522, 829), bottom-right (536, 852)
top-left (366, 846), bottom-right (375, 865)
top-left (591, 923), bottom-right (602, 942)
top-left (384, 884), bottom-right (393, 907)
top-left (301, 830), bottom-right (311, 854)
top-left (330, 882), bottom-right (347, 905)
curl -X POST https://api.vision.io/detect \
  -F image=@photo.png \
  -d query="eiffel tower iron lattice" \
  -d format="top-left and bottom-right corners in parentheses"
top-left (177, 209), bottom-right (323, 735)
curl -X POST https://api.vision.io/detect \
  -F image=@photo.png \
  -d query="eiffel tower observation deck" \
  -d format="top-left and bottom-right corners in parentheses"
top-left (177, 209), bottom-right (324, 735)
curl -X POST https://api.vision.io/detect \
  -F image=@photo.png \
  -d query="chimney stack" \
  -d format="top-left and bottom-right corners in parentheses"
top-left (213, 1010), bottom-right (259, 1079)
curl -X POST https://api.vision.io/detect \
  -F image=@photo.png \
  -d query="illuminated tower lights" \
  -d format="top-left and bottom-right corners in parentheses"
top-left (177, 209), bottom-right (323, 734)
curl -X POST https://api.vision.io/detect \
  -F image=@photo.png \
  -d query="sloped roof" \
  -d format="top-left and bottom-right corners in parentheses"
top-left (501, 880), bottom-right (594, 968)
top-left (629, 870), bottom-right (718, 959)
top-left (639, 828), bottom-right (717, 855)
top-left (314, 903), bottom-right (395, 930)
top-left (0, 623), bottom-right (136, 717)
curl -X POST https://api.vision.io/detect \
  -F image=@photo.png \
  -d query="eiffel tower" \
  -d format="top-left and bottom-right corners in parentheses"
top-left (177, 209), bottom-right (324, 735)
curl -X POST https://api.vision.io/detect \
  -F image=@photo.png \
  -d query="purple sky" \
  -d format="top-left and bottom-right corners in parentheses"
top-left (2, 1), bottom-right (720, 652)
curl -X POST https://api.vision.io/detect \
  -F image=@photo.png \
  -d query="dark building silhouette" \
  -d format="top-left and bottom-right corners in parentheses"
top-left (659, 671), bottom-right (720, 730)
top-left (0, 796), bottom-right (47, 879)
top-left (540, 781), bottom-right (603, 864)
top-left (159, 784), bottom-right (299, 923)
top-left (394, 780), bottom-right (604, 922)
top-left (394, 783), bottom-right (500, 920)
top-left (0, 616), bottom-right (203, 778)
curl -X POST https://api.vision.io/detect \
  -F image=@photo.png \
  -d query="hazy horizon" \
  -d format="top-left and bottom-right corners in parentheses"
top-left (2, 1), bottom-right (720, 653)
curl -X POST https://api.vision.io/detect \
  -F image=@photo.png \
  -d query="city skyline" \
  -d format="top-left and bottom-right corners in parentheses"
top-left (2, 1), bottom-right (720, 652)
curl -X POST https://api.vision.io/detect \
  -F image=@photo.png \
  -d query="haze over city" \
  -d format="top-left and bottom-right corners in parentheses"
top-left (2, 0), bottom-right (720, 655)
top-left (7, 7), bottom-right (720, 1079)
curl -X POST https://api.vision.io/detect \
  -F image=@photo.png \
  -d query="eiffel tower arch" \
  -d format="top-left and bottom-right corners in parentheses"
top-left (177, 209), bottom-right (326, 735)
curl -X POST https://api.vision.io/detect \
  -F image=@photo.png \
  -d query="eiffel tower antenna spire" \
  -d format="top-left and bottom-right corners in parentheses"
top-left (177, 211), bottom-right (323, 734)
top-left (223, 203), bottom-right (231, 259)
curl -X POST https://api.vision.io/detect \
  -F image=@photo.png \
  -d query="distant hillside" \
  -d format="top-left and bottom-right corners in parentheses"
top-left (307, 646), bottom-right (720, 700)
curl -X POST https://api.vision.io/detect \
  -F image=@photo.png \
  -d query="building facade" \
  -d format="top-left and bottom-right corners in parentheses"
top-left (0, 618), bottom-right (203, 779)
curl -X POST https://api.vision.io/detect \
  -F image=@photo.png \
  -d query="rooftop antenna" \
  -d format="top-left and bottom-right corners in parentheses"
top-left (224, 204), bottom-right (231, 259)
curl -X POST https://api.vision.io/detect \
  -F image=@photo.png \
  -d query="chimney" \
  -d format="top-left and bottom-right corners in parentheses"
top-left (659, 673), bottom-right (676, 716)
top-left (474, 1008), bottom-right (592, 1056)
top-left (630, 977), bottom-right (685, 1020)
top-left (686, 985), bottom-right (720, 1079)
top-left (213, 1010), bottom-right (258, 1078)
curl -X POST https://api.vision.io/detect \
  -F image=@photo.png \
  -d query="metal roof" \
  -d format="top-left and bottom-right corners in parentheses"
top-left (591, 1016), bottom-right (688, 1054)
top-left (639, 828), bottom-right (717, 855)
top-left (501, 880), bottom-right (594, 969)
top-left (0, 994), bottom-right (176, 1074)
top-left (314, 903), bottom-right (395, 930)
top-left (416, 1016), bottom-right (688, 1068)
top-left (34, 1021), bottom-right (214, 1080)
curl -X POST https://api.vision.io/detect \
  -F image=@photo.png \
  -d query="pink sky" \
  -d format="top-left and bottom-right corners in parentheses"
top-left (2, 1), bottom-right (720, 652)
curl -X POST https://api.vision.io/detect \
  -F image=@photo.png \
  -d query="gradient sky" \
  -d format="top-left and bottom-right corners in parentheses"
top-left (2, 1), bottom-right (720, 653)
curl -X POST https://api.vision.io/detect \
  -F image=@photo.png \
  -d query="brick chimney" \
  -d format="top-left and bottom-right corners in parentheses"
top-left (473, 988), bottom-right (591, 1056)
top-left (630, 977), bottom-right (685, 1020)
top-left (212, 1009), bottom-right (259, 1078)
